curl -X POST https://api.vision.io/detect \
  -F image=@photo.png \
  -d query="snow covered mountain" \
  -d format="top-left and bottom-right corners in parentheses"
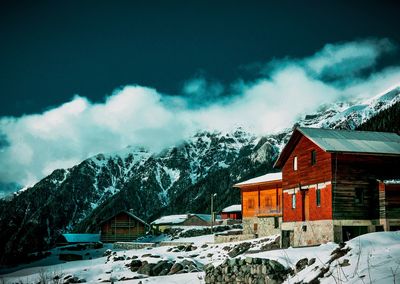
top-left (0, 86), bottom-right (399, 265)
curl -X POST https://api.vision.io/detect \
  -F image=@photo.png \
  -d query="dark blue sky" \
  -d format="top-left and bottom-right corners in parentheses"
top-left (1, 0), bottom-right (399, 117)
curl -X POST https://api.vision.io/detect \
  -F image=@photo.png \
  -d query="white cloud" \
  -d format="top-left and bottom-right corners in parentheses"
top-left (0, 39), bottom-right (399, 187)
top-left (303, 38), bottom-right (396, 79)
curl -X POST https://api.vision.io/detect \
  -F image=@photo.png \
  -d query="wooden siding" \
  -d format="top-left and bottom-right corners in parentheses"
top-left (241, 182), bottom-right (282, 218)
top-left (383, 183), bottom-right (400, 219)
top-left (282, 136), bottom-right (332, 189)
top-left (182, 216), bottom-right (209, 226)
top-left (101, 212), bottom-right (146, 243)
top-left (221, 212), bottom-right (242, 220)
top-left (332, 154), bottom-right (400, 220)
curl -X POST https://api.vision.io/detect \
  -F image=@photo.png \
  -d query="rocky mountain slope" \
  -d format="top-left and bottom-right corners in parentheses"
top-left (0, 86), bottom-right (399, 265)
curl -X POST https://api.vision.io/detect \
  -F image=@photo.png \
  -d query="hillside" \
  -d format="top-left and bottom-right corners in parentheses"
top-left (0, 86), bottom-right (399, 265)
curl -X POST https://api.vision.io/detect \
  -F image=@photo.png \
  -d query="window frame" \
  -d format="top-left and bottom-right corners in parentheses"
top-left (292, 193), bottom-right (296, 209)
top-left (316, 187), bottom-right (321, 207)
top-left (311, 150), bottom-right (316, 165)
top-left (248, 198), bottom-right (255, 209)
top-left (354, 188), bottom-right (364, 204)
top-left (293, 156), bottom-right (298, 171)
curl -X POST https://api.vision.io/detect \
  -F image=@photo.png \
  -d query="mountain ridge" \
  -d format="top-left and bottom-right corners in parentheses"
top-left (0, 86), bottom-right (399, 265)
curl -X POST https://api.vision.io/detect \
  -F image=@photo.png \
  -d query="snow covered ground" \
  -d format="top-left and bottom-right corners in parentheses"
top-left (1, 231), bottom-right (399, 283)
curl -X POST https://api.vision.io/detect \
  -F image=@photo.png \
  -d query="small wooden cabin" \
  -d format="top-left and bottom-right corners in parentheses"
top-left (221, 205), bottom-right (242, 220)
top-left (234, 172), bottom-right (282, 237)
top-left (100, 210), bottom-right (149, 243)
top-left (274, 127), bottom-right (400, 247)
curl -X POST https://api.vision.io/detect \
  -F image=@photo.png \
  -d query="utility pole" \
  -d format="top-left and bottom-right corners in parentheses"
top-left (211, 193), bottom-right (217, 233)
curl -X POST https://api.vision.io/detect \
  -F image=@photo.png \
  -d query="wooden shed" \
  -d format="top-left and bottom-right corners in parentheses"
top-left (100, 210), bottom-right (149, 243)
top-left (274, 127), bottom-right (400, 247)
top-left (221, 205), bottom-right (242, 220)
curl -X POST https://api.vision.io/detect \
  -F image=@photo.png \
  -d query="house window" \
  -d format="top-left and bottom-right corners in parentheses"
top-left (265, 196), bottom-right (272, 207)
top-left (316, 188), bottom-right (321, 206)
top-left (355, 188), bottom-right (364, 204)
top-left (293, 156), bottom-right (298, 171)
top-left (311, 150), bottom-right (316, 165)
top-left (292, 193), bottom-right (296, 209)
top-left (248, 198), bottom-right (255, 209)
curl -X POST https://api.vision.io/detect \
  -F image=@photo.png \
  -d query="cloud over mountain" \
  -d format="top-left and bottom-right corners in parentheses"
top-left (1, 39), bottom-right (400, 188)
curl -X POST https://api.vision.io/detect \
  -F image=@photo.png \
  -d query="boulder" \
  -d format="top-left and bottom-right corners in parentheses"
top-left (129, 259), bottom-right (143, 272)
top-left (228, 242), bottom-right (251, 258)
top-left (295, 258), bottom-right (308, 272)
top-left (168, 263), bottom-right (183, 275)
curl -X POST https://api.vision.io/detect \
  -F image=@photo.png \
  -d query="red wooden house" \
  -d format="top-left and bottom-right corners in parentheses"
top-left (274, 127), bottom-right (400, 247)
top-left (234, 172), bottom-right (282, 237)
top-left (221, 205), bottom-right (242, 220)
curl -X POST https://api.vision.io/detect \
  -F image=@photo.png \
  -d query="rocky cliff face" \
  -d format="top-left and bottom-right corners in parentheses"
top-left (0, 86), bottom-right (399, 265)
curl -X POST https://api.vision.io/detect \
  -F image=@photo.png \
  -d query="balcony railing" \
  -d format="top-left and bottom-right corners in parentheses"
top-left (255, 207), bottom-right (282, 216)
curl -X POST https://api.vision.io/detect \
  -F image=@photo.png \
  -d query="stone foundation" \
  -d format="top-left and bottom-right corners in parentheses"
top-left (243, 216), bottom-right (282, 237)
top-left (282, 220), bottom-right (334, 247)
top-left (113, 242), bottom-right (156, 250)
top-left (282, 219), bottom-right (390, 247)
top-left (214, 234), bottom-right (255, 244)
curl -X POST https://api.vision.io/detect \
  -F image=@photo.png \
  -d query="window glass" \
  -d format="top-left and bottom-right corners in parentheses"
top-left (248, 198), bottom-right (255, 209)
top-left (292, 194), bottom-right (296, 208)
top-left (355, 188), bottom-right (364, 204)
top-left (311, 150), bottom-right (316, 165)
top-left (316, 188), bottom-right (321, 206)
top-left (293, 156), bottom-right (298, 171)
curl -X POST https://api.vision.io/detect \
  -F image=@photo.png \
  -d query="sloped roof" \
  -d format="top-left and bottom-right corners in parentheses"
top-left (61, 234), bottom-right (100, 243)
top-left (234, 172), bottom-right (282, 187)
top-left (100, 210), bottom-right (149, 226)
top-left (275, 127), bottom-right (400, 168)
top-left (222, 204), bottom-right (242, 213)
top-left (151, 214), bottom-right (188, 225)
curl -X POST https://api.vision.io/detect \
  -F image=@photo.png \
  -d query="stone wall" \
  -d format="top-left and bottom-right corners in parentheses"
top-left (282, 220), bottom-right (334, 247)
top-left (243, 216), bottom-right (282, 237)
top-left (204, 257), bottom-right (290, 284)
top-left (214, 234), bottom-right (255, 244)
top-left (113, 242), bottom-right (156, 250)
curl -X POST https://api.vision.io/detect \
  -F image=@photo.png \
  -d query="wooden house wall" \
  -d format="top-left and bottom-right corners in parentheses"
top-left (283, 183), bottom-right (333, 222)
top-left (101, 212), bottom-right (145, 243)
top-left (332, 154), bottom-right (400, 220)
top-left (241, 183), bottom-right (282, 218)
top-left (385, 184), bottom-right (400, 219)
top-left (282, 136), bottom-right (332, 189)
top-left (221, 212), bottom-right (242, 219)
top-left (182, 216), bottom-right (209, 226)
top-left (242, 190), bottom-right (259, 218)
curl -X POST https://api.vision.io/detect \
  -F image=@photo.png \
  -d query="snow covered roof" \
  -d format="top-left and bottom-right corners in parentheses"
top-left (151, 214), bottom-right (219, 225)
top-left (61, 234), bottom-right (100, 243)
top-left (222, 205), bottom-right (242, 213)
top-left (382, 179), bottom-right (400, 184)
top-left (234, 172), bottom-right (282, 187)
top-left (151, 214), bottom-right (189, 225)
top-left (275, 127), bottom-right (400, 168)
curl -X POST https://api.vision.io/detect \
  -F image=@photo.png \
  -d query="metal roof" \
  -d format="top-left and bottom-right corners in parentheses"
top-left (61, 234), bottom-right (100, 243)
top-left (274, 127), bottom-right (400, 168)
top-left (298, 127), bottom-right (400, 155)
